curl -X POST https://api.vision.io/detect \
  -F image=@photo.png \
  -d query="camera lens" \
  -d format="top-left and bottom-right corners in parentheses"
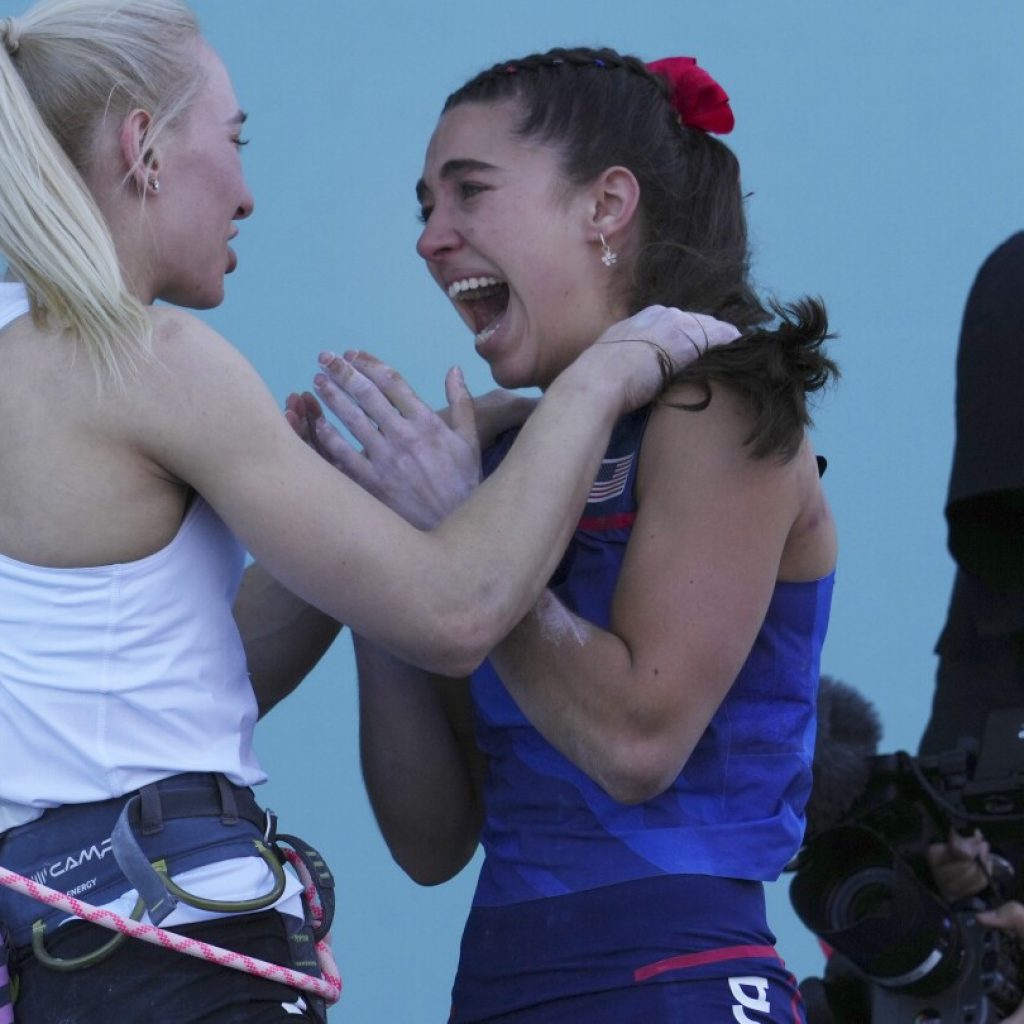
top-left (791, 825), bottom-right (963, 994)
top-left (825, 867), bottom-right (895, 928)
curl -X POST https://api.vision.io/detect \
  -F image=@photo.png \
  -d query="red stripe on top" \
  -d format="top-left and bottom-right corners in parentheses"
top-left (788, 981), bottom-right (803, 1022)
top-left (577, 512), bottom-right (636, 532)
top-left (634, 944), bottom-right (780, 983)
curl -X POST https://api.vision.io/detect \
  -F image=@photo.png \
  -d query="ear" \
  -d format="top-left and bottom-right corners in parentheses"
top-left (119, 108), bottom-right (159, 195)
top-left (585, 165), bottom-right (640, 245)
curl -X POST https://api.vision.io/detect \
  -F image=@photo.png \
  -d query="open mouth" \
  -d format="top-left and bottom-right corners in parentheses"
top-left (447, 276), bottom-right (510, 343)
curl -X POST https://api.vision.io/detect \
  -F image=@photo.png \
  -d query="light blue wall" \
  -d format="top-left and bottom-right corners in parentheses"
top-left (6, 0), bottom-right (1024, 1018)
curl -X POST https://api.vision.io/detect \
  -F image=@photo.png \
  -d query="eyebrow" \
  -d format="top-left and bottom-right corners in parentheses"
top-left (415, 158), bottom-right (500, 204)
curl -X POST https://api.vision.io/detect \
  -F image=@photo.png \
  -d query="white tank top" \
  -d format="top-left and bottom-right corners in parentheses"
top-left (0, 285), bottom-right (304, 927)
top-left (0, 284), bottom-right (266, 832)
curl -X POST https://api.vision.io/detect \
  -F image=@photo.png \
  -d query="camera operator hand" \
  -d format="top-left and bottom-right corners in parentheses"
top-left (927, 830), bottom-right (1024, 1022)
top-left (976, 903), bottom-right (1024, 1023)
top-left (926, 828), bottom-right (994, 902)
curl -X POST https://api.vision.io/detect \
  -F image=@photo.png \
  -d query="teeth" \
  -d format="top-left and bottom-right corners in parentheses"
top-left (448, 276), bottom-right (503, 299)
top-left (476, 321), bottom-right (500, 344)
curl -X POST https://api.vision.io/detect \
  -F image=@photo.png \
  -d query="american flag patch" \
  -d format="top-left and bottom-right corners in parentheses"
top-left (587, 452), bottom-right (635, 504)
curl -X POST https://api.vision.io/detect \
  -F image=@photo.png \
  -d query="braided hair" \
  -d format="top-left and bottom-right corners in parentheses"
top-left (443, 46), bottom-right (836, 461)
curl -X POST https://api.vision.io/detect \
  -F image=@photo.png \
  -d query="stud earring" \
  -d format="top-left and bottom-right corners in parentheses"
top-left (599, 233), bottom-right (617, 267)
top-left (149, 177), bottom-right (160, 193)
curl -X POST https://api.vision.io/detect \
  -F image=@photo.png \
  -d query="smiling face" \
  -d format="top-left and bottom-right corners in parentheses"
top-left (151, 41), bottom-right (254, 309)
top-left (416, 100), bottom-right (627, 390)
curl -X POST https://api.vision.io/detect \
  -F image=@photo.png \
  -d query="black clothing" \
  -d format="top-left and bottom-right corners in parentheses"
top-left (920, 233), bottom-right (1024, 755)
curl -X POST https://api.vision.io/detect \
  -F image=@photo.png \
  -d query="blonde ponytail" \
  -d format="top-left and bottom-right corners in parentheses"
top-left (0, 0), bottom-right (201, 386)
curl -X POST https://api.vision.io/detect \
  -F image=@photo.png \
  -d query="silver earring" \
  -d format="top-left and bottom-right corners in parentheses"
top-left (599, 233), bottom-right (617, 267)
top-left (149, 177), bottom-right (160, 193)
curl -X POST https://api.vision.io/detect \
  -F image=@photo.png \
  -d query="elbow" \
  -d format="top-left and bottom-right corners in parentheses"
top-left (410, 558), bottom-right (523, 675)
top-left (402, 859), bottom-right (463, 888)
top-left (390, 835), bottom-right (478, 888)
top-left (597, 738), bottom-right (690, 806)
top-left (602, 772), bottom-right (675, 807)
top-left (434, 639), bottom-right (490, 680)
top-left (418, 602), bottom-right (503, 677)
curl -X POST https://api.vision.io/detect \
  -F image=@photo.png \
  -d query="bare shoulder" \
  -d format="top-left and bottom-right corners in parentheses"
top-left (120, 307), bottom-right (287, 475)
top-left (780, 436), bottom-right (837, 580)
top-left (146, 306), bottom-right (253, 373)
top-left (131, 307), bottom-right (277, 411)
top-left (639, 383), bottom-right (835, 579)
top-left (644, 382), bottom-right (782, 478)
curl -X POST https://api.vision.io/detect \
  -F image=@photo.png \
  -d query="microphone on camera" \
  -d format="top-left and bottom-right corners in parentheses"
top-left (804, 675), bottom-right (883, 841)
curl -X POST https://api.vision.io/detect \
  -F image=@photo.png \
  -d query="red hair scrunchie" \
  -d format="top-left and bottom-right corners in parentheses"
top-left (645, 56), bottom-right (735, 135)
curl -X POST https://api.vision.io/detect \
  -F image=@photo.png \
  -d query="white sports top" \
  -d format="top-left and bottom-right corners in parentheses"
top-left (0, 284), bottom-right (304, 927)
top-left (0, 283), bottom-right (265, 832)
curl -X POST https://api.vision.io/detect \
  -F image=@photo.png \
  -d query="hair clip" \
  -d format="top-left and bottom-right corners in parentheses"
top-left (645, 56), bottom-right (734, 134)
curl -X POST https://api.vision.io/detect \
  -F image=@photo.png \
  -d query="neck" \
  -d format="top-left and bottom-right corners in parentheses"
top-left (538, 306), bottom-right (628, 392)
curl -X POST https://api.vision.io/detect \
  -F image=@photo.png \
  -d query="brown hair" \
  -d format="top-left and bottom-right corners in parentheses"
top-left (444, 46), bottom-right (837, 460)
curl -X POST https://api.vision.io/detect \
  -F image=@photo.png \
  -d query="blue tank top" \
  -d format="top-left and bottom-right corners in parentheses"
top-left (471, 408), bottom-right (834, 907)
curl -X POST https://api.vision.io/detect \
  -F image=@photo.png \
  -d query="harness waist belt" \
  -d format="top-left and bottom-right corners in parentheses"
top-left (0, 774), bottom-right (272, 946)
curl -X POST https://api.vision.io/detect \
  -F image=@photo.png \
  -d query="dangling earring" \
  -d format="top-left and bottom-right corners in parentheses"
top-left (599, 233), bottom-right (617, 267)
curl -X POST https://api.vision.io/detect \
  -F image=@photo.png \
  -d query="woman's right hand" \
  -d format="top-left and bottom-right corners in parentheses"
top-left (579, 306), bottom-right (741, 413)
top-left (302, 353), bottom-right (481, 530)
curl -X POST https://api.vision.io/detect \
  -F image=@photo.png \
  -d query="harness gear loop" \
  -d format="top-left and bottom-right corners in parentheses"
top-left (29, 893), bottom-right (145, 972)
top-left (155, 844), bottom-right (286, 914)
top-left (275, 833), bottom-right (336, 942)
top-left (110, 778), bottom-right (286, 925)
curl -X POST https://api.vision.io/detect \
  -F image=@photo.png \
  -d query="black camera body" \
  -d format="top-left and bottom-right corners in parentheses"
top-left (790, 708), bottom-right (1024, 1023)
top-left (869, 912), bottom-right (1021, 1024)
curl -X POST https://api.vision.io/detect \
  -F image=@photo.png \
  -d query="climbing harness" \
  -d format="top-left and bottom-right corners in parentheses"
top-left (0, 864), bottom-right (341, 1003)
top-left (0, 774), bottom-right (341, 1011)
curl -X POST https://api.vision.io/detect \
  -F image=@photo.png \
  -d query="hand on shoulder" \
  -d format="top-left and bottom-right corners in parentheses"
top-left (576, 306), bottom-right (741, 414)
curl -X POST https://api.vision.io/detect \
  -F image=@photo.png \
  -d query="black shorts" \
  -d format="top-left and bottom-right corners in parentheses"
top-left (11, 910), bottom-right (323, 1023)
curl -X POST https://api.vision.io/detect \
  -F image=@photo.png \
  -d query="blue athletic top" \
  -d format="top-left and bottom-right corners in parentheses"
top-left (470, 408), bottom-right (834, 908)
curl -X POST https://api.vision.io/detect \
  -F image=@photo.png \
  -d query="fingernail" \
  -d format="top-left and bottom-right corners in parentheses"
top-left (343, 349), bottom-right (359, 361)
top-left (313, 373), bottom-right (327, 388)
top-left (318, 351), bottom-right (336, 366)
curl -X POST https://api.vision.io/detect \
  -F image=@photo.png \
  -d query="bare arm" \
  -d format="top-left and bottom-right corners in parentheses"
top-left (486, 389), bottom-right (832, 803)
top-left (347, 395), bottom-right (797, 859)
top-left (235, 393), bottom-right (344, 717)
top-left (129, 306), bottom-right (733, 677)
top-left (313, 334), bottom-right (814, 869)
top-left (310, 373), bottom-right (487, 881)
top-left (236, 375), bottom-right (503, 715)
top-left (357, 637), bottom-right (484, 884)
top-left (235, 561), bottom-right (343, 717)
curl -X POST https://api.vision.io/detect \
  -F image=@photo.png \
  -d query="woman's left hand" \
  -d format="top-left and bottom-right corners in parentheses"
top-left (307, 351), bottom-right (481, 529)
